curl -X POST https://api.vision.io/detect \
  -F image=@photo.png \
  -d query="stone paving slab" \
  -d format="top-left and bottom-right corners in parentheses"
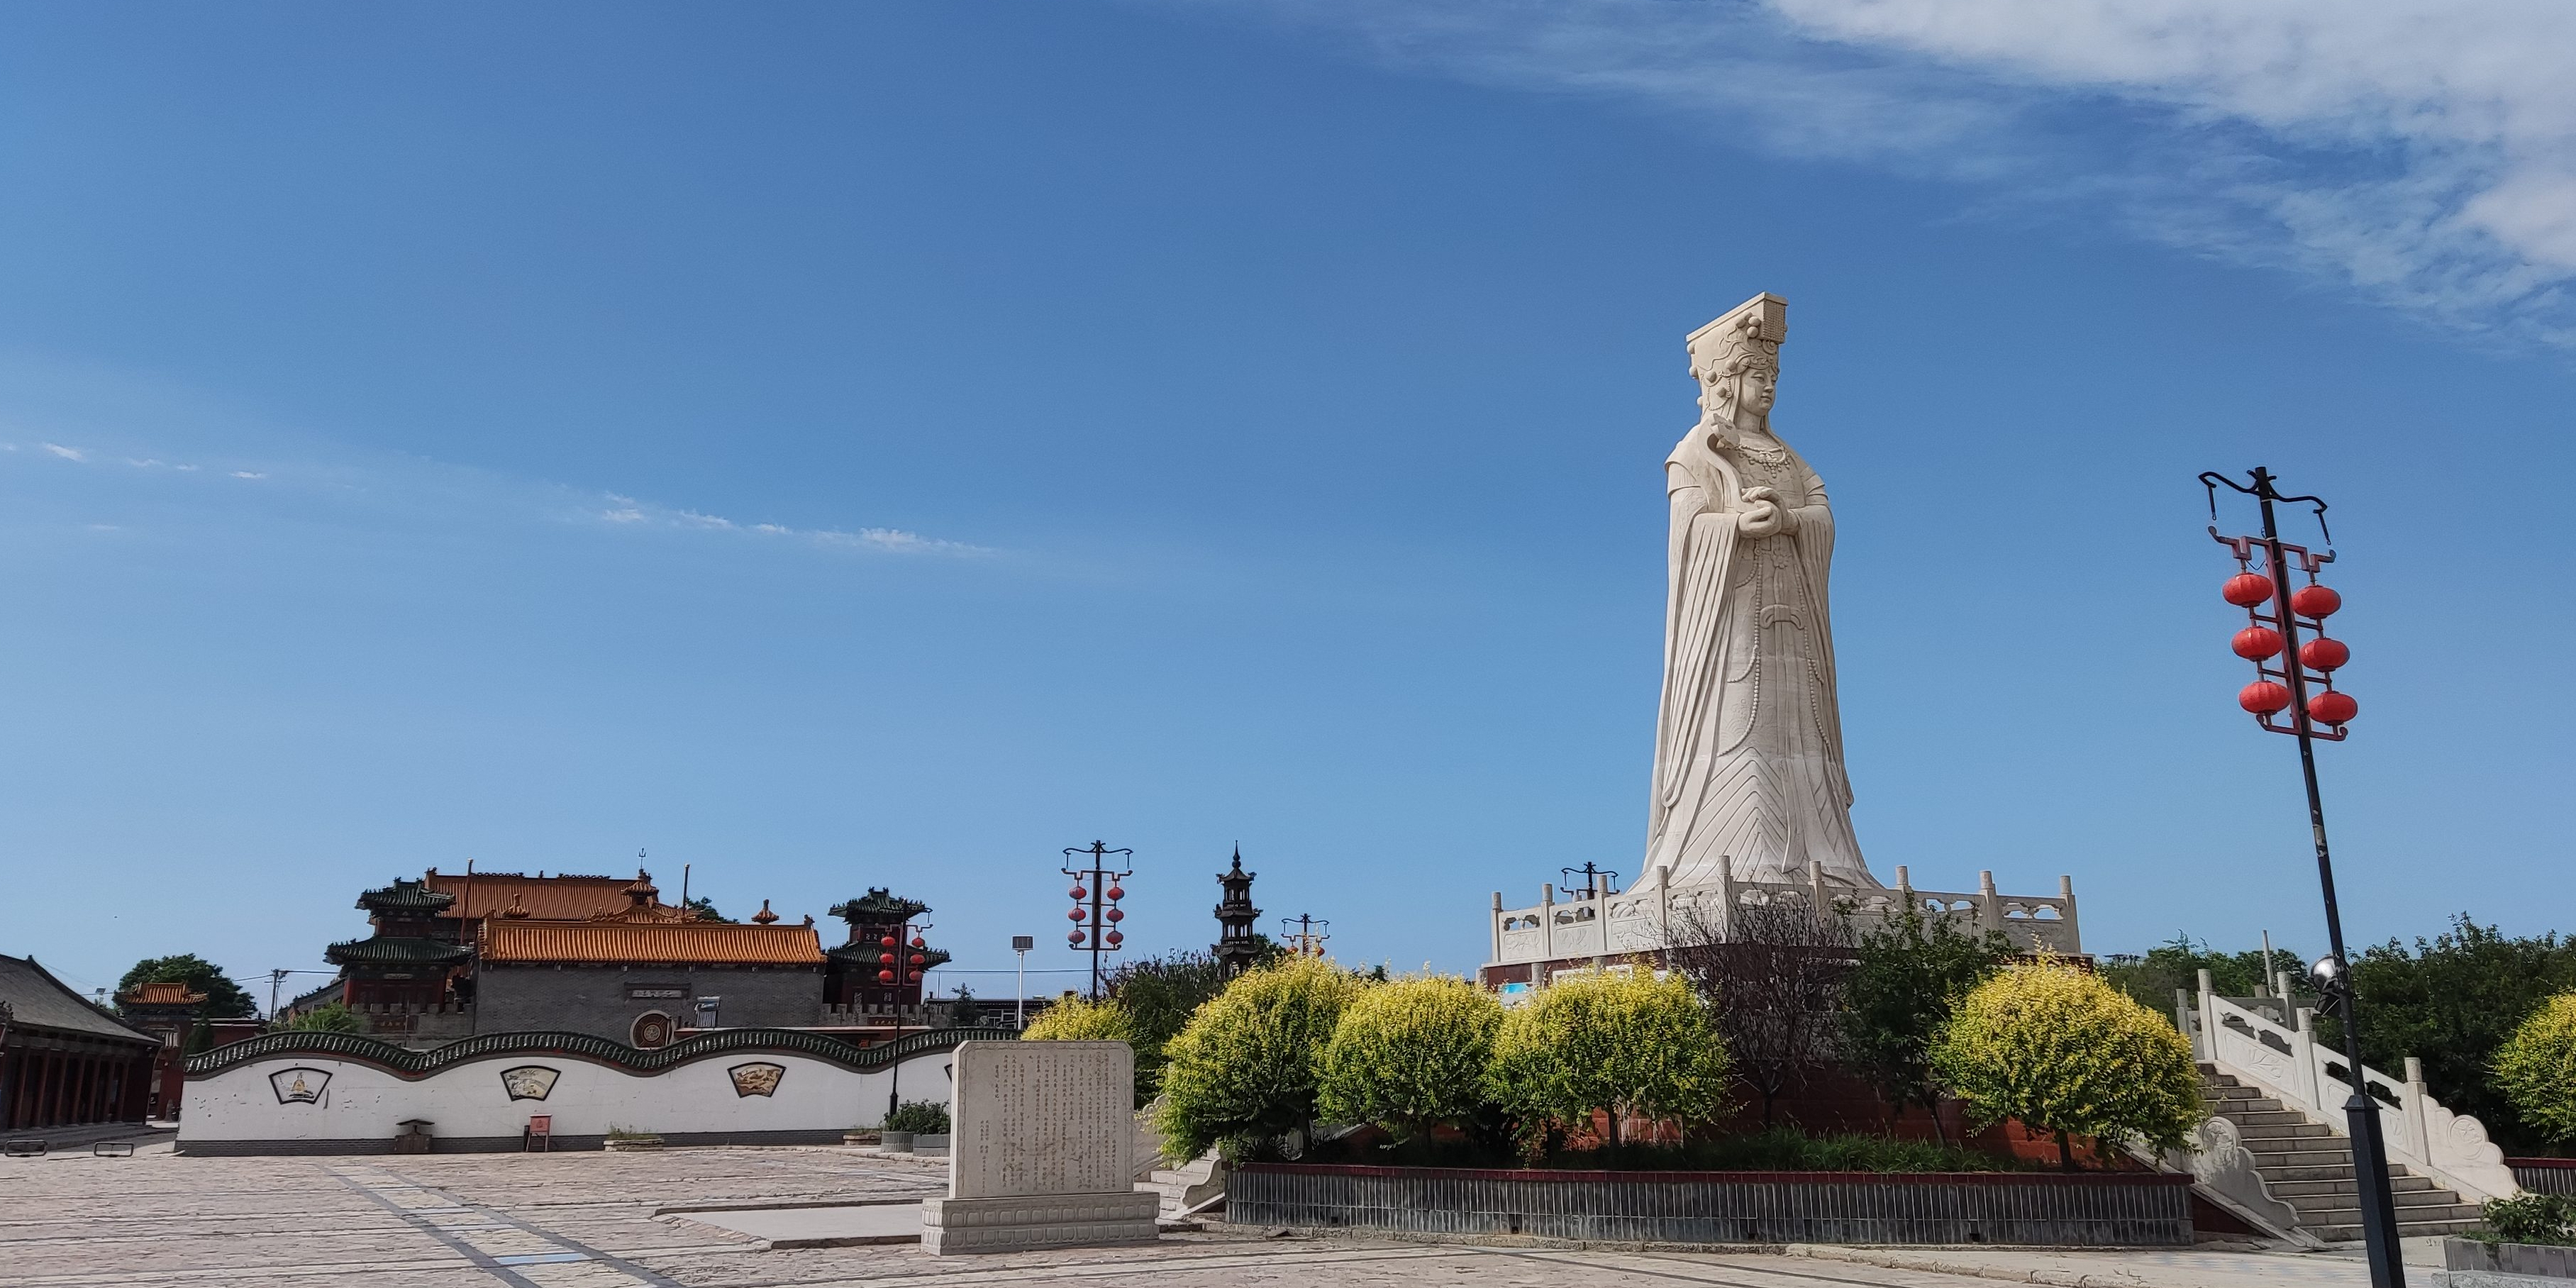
top-left (0, 1143), bottom-right (2381, 1288)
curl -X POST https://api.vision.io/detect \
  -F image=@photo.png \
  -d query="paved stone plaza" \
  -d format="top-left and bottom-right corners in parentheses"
top-left (0, 1143), bottom-right (2399, 1288)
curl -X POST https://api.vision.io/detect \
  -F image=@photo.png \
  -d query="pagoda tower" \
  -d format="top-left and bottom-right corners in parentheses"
top-left (1211, 847), bottom-right (1263, 977)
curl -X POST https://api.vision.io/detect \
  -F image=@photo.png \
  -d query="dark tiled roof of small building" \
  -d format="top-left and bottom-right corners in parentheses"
top-left (828, 888), bottom-right (930, 921)
top-left (356, 877), bottom-right (455, 914)
top-left (323, 937), bottom-right (475, 967)
top-left (826, 943), bottom-right (953, 970)
top-left (0, 955), bottom-right (160, 1047)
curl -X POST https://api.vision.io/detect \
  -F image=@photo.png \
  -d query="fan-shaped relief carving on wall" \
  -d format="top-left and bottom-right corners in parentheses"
top-left (728, 1062), bottom-right (787, 1098)
top-left (499, 1065), bottom-right (560, 1101)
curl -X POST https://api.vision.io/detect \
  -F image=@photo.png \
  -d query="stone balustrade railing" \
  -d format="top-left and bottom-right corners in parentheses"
top-left (1488, 864), bottom-right (2078, 967)
top-left (2178, 972), bottom-right (2518, 1202)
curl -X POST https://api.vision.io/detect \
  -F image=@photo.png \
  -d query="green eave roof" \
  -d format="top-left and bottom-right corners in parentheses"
top-left (828, 943), bottom-right (953, 970)
top-left (323, 937), bottom-right (473, 967)
top-left (828, 887), bottom-right (930, 921)
top-left (357, 878), bottom-right (456, 914)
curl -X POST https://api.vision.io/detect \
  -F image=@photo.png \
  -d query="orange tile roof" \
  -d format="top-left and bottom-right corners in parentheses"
top-left (426, 871), bottom-right (645, 922)
top-left (121, 980), bottom-right (206, 1005)
top-left (480, 921), bottom-right (825, 967)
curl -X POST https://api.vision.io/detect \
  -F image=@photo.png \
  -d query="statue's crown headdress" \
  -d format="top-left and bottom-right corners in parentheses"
top-left (1687, 292), bottom-right (1787, 380)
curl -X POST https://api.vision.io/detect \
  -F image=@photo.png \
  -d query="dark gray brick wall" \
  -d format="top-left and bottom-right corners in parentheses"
top-left (475, 965), bottom-right (821, 1041)
top-left (1228, 1165), bottom-right (2193, 1247)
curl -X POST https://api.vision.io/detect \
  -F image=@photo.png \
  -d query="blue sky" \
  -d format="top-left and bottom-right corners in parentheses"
top-left (3, 2), bottom-right (2570, 1005)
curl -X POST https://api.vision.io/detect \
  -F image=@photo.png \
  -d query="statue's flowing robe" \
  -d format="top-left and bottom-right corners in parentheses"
top-left (1645, 428), bottom-right (1875, 889)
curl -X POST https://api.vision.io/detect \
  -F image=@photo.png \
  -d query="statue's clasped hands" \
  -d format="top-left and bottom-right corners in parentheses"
top-left (1736, 486), bottom-right (1796, 538)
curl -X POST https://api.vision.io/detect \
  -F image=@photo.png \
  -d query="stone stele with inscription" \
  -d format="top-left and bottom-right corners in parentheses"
top-left (921, 1040), bottom-right (1160, 1255)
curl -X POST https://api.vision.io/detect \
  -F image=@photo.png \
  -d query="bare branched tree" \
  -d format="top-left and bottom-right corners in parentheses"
top-left (1667, 894), bottom-right (1856, 1126)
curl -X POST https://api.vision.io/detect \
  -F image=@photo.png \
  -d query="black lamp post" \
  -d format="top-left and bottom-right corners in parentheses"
top-left (2202, 466), bottom-right (2402, 1288)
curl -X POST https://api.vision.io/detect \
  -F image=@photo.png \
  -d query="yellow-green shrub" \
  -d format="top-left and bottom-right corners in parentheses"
top-left (1315, 975), bottom-right (1502, 1138)
top-left (2495, 992), bottom-right (2576, 1145)
top-left (1022, 995), bottom-right (1138, 1044)
top-left (1484, 968), bottom-right (1733, 1146)
top-left (1931, 960), bottom-right (2204, 1163)
top-left (1155, 955), bottom-right (1369, 1160)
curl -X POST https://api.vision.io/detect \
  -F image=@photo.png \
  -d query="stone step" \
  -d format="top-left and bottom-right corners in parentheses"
top-left (2237, 1122), bottom-right (2337, 1140)
top-left (2248, 1149), bottom-right (2361, 1170)
top-left (2292, 1201), bottom-right (2483, 1225)
top-left (2225, 1109), bottom-right (2312, 1128)
top-left (2306, 1218), bottom-right (2485, 1243)
top-left (2268, 1175), bottom-right (2439, 1197)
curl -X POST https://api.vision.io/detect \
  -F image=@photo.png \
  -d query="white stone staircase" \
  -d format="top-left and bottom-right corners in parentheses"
top-left (2200, 1068), bottom-right (2482, 1242)
top-left (1136, 1152), bottom-right (1224, 1221)
top-left (2168, 975), bottom-right (2517, 1245)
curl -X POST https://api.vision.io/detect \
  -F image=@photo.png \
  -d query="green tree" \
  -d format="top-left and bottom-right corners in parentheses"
top-left (2494, 992), bottom-right (2576, 1148)
top-left (116, 955), bottom-right (256, 1019)
top-left (1931, 960), bottom-right (2204, 1169)
top-left (682, 895), bottom-right (733, 923)
top-left (284, 1001), bottom-right (365, 1033)
top-left (1484, 968), bottom-right (1733, 1150)
top-left (1106, 950), bottom-right (1242, 1100)
top-left (1022, 995), bottom-right (1138, 1043)
top-left (2098, 933), bottom-right (2310, 1016)
top-left (2337, 915), bottom-right (2576, 1153)
top-left (1840, 909), bottom-right (2016, 1145)
top-left (1315, 975), bottom-right (1503, 1140)
top-left (1154, 955), bottom-right (1368, 1161)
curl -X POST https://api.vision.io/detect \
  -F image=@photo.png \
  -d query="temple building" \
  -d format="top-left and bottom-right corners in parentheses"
top-left (310, 868), bottom-right (952, 1048)
top-left (0, 954), bottom-right (160, 1131)
top-left (823, 889), bottom-right (951, 1034)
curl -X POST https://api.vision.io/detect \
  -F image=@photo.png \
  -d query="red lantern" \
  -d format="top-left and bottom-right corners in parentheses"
top-left (1067, 907), bottom-right (1085, 921)
top-left (1068, 884), bottom-right (1087, 900)
top-left (1105, 907), bottom-right (1124, 922)
top-left (909, 953), bottom-right (924, 965)
top-left (907, 970), bottom-right (921, 982)
top-left (879, 950), bottom-right (895, 965)
top-left (2238, 681), bottom-right (2292, 715)
top-left (2291, 584), bottom-right (2341, 618)
top-left (2231, 626), bottom-right (2284, 660)
top-left (2309, 691), bottom-right (2358, 725)
top-left (880, 935), bottom-right (897, 949)
top-left (909, 936), bottom-right (925, 950)
top-left (2223, 573), bottom-right (2274, 607)
top-left (877, 968), bottom-right (894, 982)
top-left (1105, 930), bottom-right (1123, 947)
top-left (1106, 884), bottom-right (1125, 901)
top-left (2300, 638), bottom-right (2349, 672)
top-left (1066, 930), bottom-right (1084, 945)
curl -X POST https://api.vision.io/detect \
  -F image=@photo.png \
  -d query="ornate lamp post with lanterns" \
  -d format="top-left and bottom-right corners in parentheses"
top-left (2202, 465), bottom-right (2402, 1288)
top-left (1063, 841), bottom-right (1133, 1001)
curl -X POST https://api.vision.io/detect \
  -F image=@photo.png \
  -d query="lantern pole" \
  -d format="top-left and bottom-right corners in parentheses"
top-left (2206, 465), bottom-right (2404, 1288)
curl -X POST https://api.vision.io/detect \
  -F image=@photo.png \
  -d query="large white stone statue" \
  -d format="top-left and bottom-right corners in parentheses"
top-left (1644, 294), bottom-right (1877, 891)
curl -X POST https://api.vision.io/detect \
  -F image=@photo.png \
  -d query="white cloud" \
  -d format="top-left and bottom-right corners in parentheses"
top-left (230, 470), bottom-right (267, 479)
top-left (1184, 0), bottom-right (2576, 342)
top-left (41, 443), bottom-right (84, 461)
top-left (577, 494), bottom-right (987, 556)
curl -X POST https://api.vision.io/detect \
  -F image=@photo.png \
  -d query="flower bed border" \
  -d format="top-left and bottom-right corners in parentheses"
top-left (1228, 1162), bottom-right (2192, 1247)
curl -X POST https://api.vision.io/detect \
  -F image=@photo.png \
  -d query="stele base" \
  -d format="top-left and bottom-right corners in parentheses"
top-left (920, 1192), bottom-right (1161, 1254)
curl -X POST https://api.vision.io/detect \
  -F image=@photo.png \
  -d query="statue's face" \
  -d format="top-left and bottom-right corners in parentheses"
top-left (1740, 365), bottom-right (1776, 417)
